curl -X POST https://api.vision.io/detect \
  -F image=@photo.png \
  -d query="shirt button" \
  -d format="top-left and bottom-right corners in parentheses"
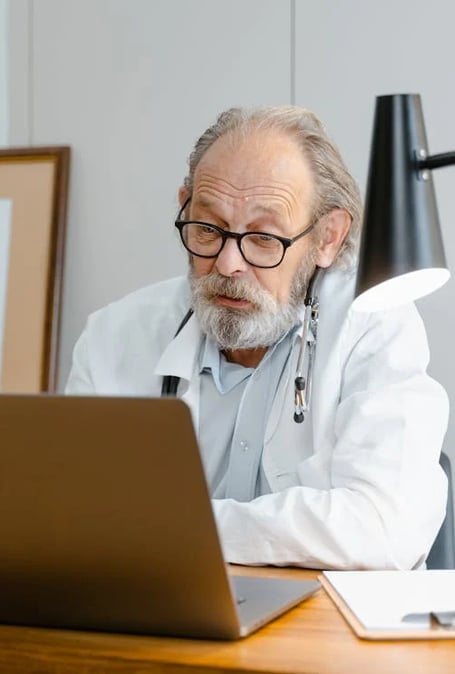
top-left (240, 440), bottom-right (249, 452)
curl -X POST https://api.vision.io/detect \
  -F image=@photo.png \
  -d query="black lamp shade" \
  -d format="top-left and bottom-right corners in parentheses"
top-left (353, 94), bottom-right (449, 311)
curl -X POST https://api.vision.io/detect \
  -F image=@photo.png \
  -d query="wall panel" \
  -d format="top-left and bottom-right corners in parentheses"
top-left (294, 0), bottom-right (455, 475)
top-left (9, 0), bottom-right (291, 385)
top-left (0, 0), bottom-right (9, 145)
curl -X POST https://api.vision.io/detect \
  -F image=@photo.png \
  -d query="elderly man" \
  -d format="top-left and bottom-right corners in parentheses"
top-left (66, 106), bottom-right (448, 570)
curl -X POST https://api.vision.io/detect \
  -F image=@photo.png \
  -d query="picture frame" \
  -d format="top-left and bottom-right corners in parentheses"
top-left (0, 146), bottom-right (70, 393)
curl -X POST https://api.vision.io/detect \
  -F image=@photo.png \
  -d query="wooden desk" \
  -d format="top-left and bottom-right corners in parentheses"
top-left (0, 566), bottom-right (453, 674)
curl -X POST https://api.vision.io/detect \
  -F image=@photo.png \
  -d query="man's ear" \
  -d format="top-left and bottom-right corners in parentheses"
top-left (178, 186), bottom-right (189, 208)
top-left (314, 209), bottom-right (352, 268)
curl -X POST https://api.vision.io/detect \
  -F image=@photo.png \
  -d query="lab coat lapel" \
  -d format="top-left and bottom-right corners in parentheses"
top-left (154, 313), bottom-right (203, 428)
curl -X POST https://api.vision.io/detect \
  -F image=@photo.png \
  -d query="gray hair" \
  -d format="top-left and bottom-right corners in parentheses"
top-left (182, 106), bottom-right (362, 270)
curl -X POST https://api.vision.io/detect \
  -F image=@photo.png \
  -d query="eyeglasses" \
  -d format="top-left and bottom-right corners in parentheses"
top-left (174, 198), bottom-right (315, 269)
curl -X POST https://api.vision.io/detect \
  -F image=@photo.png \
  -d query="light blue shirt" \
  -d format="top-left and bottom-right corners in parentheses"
top-left (198, 327), bottom-right (299, 501)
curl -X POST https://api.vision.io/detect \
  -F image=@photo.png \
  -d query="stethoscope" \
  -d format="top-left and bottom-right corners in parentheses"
top-left (292, 266), bottom-right (324, 423)
top-left (161, 267), bottom-right (325, 424)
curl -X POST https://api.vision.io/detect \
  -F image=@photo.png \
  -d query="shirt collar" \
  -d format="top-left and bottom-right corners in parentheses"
top-left (199, 335), bottom-right (254, 394)
top-left (198, 322), bottom-right (301, 395)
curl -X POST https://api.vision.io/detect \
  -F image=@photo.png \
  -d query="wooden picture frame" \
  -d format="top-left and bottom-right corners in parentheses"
top-left (0, 146), bottom-right (70, 393)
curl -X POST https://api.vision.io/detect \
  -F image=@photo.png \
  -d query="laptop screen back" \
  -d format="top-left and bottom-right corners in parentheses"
top-left (0, 395), bottom-right (241, 638)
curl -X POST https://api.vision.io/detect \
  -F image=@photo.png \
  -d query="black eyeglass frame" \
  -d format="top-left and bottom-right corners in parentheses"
top-left (174, 198), bottom-right (316, 269)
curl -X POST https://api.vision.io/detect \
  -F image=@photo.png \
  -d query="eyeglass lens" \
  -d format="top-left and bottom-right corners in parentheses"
top-left (181, 223), bottom-right (284, 267)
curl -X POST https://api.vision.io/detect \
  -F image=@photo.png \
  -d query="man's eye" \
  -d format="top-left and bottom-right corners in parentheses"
top-left (249, 233), bottom-right (281, 249)
top-left (193, 225), bottom-right (220, 242)
top-left (198, 225), bottom-right (218, 236)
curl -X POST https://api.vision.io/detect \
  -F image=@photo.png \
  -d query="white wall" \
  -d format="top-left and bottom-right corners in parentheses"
top-left (6, 1), bottom-right (455, 480)
top-left (294, 0), bottom-right (455, 468)
top-left (8, 0), bottom-right (292, 387)
top-left (0, 0), bottom-right (8, 145)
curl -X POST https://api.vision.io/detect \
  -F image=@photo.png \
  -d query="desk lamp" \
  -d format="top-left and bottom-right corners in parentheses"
top-left (353, 93), bottom-right (454, 312)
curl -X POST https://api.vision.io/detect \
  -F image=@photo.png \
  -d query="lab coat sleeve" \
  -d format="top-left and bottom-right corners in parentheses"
top-left (65, 327), bottom-right (96, 394)
top-left (212, 304), bottom-right (449, 570)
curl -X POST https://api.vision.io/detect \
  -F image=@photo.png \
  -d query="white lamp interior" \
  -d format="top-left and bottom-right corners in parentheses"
top-left (352, 268), bottom-right (450, 312)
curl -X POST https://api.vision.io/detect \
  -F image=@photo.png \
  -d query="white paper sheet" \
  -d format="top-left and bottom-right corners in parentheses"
top-left (323, 570), bottom-right (455, 631)
top-left (0, 198), bottom-right (12, 378)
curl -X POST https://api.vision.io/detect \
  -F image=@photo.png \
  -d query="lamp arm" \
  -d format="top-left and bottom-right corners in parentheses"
top-left (417, 151), bottom-right (455, 171)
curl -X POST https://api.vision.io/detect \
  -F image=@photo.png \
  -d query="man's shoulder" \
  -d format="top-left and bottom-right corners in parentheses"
top-left (318, 267), bottom-right (357, 331)
top-left (103, 275), bottom-right (190, 313)
top-left (320, 267), bottom-right (356, 303)
top-left (87, 276), bottom-right (191, 335)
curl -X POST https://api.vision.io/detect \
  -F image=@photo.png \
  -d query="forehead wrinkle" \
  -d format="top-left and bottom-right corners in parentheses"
top-left (195, 189), bottom-right (295, 223)
top-left (194, 174), bottom-right (301, 216)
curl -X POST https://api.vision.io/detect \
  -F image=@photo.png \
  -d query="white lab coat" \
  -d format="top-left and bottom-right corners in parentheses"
top-left (66, 269), bottom-right (449, 570)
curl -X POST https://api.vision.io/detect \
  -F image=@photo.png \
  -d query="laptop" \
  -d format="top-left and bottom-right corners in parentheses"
top-left (0, 394), bottom-right (320, 639)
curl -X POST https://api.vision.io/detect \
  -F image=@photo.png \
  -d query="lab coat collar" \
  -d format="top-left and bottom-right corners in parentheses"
top-left (154, 312), bottom-right (203, 382)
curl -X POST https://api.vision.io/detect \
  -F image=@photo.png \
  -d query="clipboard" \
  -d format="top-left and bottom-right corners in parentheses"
top-left (320, 570), bottom-right (455, 640)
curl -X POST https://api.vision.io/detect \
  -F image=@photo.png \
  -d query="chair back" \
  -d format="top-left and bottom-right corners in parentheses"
top-left (426, 451), bottom-right (455, 569)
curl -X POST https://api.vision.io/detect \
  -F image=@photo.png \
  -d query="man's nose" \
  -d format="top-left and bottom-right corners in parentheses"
top-left (215, 237), bottom-right (249, 276)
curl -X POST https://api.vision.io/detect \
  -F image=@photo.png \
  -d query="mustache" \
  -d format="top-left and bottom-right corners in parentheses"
top-left (191, 272), bottom-right (277, 310)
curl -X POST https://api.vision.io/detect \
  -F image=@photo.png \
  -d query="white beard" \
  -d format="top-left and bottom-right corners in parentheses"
top-left (190, 257), bottom-right (316, 351)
